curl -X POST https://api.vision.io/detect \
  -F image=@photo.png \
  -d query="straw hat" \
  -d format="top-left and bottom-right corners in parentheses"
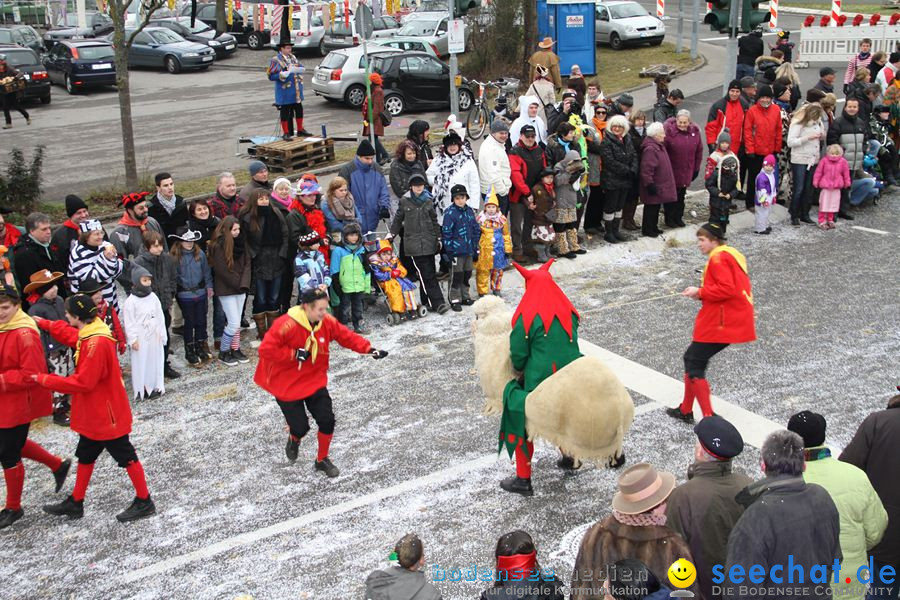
top-left (538, 37), bottom-right (555, 49)
top-left (611, 463), bottom-right (676, 515)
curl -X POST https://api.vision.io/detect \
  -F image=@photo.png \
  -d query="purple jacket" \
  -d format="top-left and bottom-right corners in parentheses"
top-left (663, 118), bottom-right (705, 188)
top-left (640, 136), bottom-right (677, 205)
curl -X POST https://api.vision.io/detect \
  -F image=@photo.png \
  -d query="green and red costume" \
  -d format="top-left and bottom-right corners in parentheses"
top-left (499, 260), bottom-right (581, 479)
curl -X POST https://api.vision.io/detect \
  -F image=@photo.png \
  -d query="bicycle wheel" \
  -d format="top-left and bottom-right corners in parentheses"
top-left (466, 105), bottom-right (489, 140)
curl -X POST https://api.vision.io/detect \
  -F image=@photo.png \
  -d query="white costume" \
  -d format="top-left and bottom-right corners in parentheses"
top-left (122, 292), bottom-right (167, 398)
top-left (509, 96), bottom-right (549, 145)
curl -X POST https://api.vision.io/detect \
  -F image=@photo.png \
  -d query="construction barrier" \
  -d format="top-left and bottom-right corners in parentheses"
top-left (799, 23), bottom-right (900, 62)
top-left (768, 0), bottom-right (778, 29)
top-left (830, 0), bottom-right (841, 26)
top-left (657, 0), bottom-right (664, 18)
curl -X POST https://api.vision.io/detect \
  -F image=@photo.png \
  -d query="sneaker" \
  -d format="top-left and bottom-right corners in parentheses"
top-left (499, 476), bottom-right (534, 497)
top-left (314, 457), bottom-right (340, 478)
top-left (665, 406), bottom-right (695, 424)
top-left (435, 304), bottom-right (450, 315)
top-left (163, 364), bottom-right (181, 379)
top-left (0, 508), bottom-right (24, 529)
top-left (450, 302), bottom-right (462, 312)
top-left (43, 495), bottom-right (84, 519)
top-left (116, 496), bottom-right (156, 523)
top-left (285, 436), bottom-right (299, 462)
top-left (461, 297), bottom-right (475, 306)
top-left (53, 459), bottom-right (72, 493)
top-left (219, 350), bottom-right (239, 366)
top-left (232, 348), bottom-right (250, 364)
top-left (146, 389), bottom-right (162, 400)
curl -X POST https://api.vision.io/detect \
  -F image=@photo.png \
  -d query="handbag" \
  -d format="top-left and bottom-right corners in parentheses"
top-left (380, 111), bottom-right (392, 127)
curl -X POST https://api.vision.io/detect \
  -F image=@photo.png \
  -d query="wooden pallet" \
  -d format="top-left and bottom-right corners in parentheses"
top-left (250, 137), bottom-right (336, 173)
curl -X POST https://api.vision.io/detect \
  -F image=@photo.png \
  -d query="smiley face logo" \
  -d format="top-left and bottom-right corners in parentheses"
top-left (668, 558), bottom-right (696, 589)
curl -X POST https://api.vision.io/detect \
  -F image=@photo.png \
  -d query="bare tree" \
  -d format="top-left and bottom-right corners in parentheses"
top-left (521, 0), bottom-right (536, 84)
top-left (215, 0), bottom-right (227, 35)
top-left (108, 0), bottom-right (166, 189)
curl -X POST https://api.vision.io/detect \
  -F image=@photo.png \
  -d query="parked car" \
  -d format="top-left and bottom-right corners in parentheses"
top-left (42, 12), bottom-right (113, 50)
top-left (399, 0), bottom-right (447, 23)
top-left (321, 15), bottom-right (400, 53)
top-left (372, 50), bottom-right (473, 116)
top-left (180, 2), bottom-right (269, 49)
top-left (112, 27), bottom-right (215, 73)
top-left (42, 40), bottom-right (115, 94)
top-left (0, 25), bottom-right (45, 55)
top-left (374, 37), bottom-right (441, 58)
top-left (270, 12), bottom-right (333, 56)
top-left (311, 44), bottom-right (401, 107)
top-left (149, 17), bottom-right (237, 58)
top-left (0, 44), bottom-right (50, 103)
top-left (394, 16), bottom-right (463, 57)
top-left (595, 1), bottom-right (665, 50)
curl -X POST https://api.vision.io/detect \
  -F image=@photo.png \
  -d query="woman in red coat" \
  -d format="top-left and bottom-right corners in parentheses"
top-left (254, 288), bottom-right (386, 478)
top-left (32, 294), bottom-right (155, 523)
top-left (362, 73), bottom-right (389, 165)
top-left (667, 223), bottom-right (756, 422)
top-left (0, 284), bottom-right (69, 530)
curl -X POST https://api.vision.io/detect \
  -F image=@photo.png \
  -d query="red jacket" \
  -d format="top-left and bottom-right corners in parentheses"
top-left (742, 103), bottom-right (783, 156)
top-left (705, 97), bottom-right (746, 151)
top-left (36, 319), bottom-right (132, 440)
top-left (254, 312), bottom-right (372, 401)
top-left (0, 317), bottom-right (52, 427)
top-left (2, 222), bottom-right (21, 249)
top-left (508, 142), bottom-right (547, 204)
top-left (693, 246), bottom-right (756, 344)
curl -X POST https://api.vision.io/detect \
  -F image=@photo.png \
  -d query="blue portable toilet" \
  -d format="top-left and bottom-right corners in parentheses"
top-left (537, 0), bottom-right (596, 76)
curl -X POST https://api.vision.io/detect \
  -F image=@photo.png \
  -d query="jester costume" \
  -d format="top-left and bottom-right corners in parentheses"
top-left (368, 241), bottom-right (418, 317)
top-left (474, 192), bottom-right (512, 296)
top-left (498, 260), bottom-right (582, 496)
top-left (267, 44), bottom-right (309, 139)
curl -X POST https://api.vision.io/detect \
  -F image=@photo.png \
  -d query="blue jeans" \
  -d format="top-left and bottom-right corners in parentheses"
top-left (177, 296), bottom-right (208, 344)
top-left (790, 162), bottom-right (814, 218)
top-left (866, 560), bottom-right (900, 600)
top-left (850, 177), bottom-right (877, 206)
top-left (253, 275), bottom-right (282, 313)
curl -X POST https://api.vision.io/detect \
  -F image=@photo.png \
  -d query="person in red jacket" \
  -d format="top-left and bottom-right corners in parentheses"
top-left (254, 287), bottom-right (387, 478)
top-left (705, 80), bottom-right (748, 153)
top-left (0, 283), bottom-right (70, 529)
top-left (31, 294), bottom-right (155, 523)
top-left (742, 84), bottom-right (783, 210)
top-left (667, 223), bottom-right (756, 423)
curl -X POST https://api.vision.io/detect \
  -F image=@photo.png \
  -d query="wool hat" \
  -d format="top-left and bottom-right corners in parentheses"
top-left (77, 277), bottom-right (104, 295)
top-left (408, 173), bottom-right (427, 187)
top-left (297, 228), bottom-right (321, 247)
top-left (698, 222), bottom-right (727, 241)
top-left (787, 410), bottom-right (827, 448)
top-left (721, 156), bottom-right (738, 170)
top-left (65, 293), bottom-right (98, 322)
top-left (450, 184), bottom-right (469, 199)
top-left (757, 84), bottom-right (774, 99)
top-left (297, 178), bottom-right (322, 196)
top-left (728, 79), bottom-right (742, 91)
top-left (611, 463), bottom-right (676, 515)
top-left (773, 83), bottom-right (788, 99)
top-left (490, 119), bottom-right (510, 134)
top-left (131, 263), bottom-right (153, 287)
top-left (520, 124), bottom-right (537, 137)
top-left (617, 93), bottom-right (634, 106)
top-left (272, 177), bottom-right (293, 193)
top-left (739, 76), bottom-right (757, 89)
top-left (443, 132), bottom-right (463, 149)
top-left (168, 226), bottom-right (202, 242)
top-left (763, 154), bottom-right (776, 167)
top-left (249, 160), bottom-right (268, 177)
top-left (694, 415), bottom-right (744, 459)
top-left (78, 219), bottom-right (103, 233)
top-left (65, 194), bottom-right (88, 218)
top-left (357, 139), bottom-right (376, 157)
top-left (23, 269), bottom-right (64, 295)
top-left (717, 129), bottom-right (731, 146)
top-left (120, 191), bottom-right (150, 209)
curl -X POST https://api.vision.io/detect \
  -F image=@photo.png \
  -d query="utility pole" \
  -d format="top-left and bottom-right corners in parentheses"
top-left (676, 0), bottom-right (684, 52)
top-left (449, 1), bottom-right (459, 117)
top-left (722, 0), bottom-right (739, 95)
top-left (690, 0), bottom-right (699, 59)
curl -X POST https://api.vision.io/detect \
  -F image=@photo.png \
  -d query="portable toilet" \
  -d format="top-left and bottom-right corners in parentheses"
top-left (537, 0), bottom-right (597, 76)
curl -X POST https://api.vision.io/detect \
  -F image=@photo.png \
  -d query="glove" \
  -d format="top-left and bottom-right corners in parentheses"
top-left (295, 348), bottom-right (310, 363)
top-left (379, 207), bottom-right (390, 220)
top-left (371, 349), bottom-right (388, 359)
top-left (646, 183), bottom-right (658, 195)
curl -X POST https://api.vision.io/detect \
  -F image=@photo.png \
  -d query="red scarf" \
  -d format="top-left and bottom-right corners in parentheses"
top-left (496, 551), bottom-right (537, 581)
top-left (118, 211), bottom-right (148, 230)
top-left (542, 181), bottom-right (555, 197)
top-left (63, 219), bottom-right (79, 231)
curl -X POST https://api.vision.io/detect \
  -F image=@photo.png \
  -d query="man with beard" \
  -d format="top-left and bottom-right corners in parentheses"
top-left (110, 192), bottom-right (166, 293)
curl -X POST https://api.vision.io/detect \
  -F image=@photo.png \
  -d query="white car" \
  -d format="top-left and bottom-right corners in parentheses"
top-left (595, 1), bottom-right (665, 50)
top-left (394, 15), bottom-right (465, 58)
top-left (311, 44), bottom-right (402, 107)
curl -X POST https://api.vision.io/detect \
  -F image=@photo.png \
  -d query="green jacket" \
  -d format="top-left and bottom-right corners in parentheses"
top-left (803, 447), bottom-right (888, 600)
top-left (329, 244), bottom-right (368, 294)
top-left (510, 313), bottom-right (582, 393)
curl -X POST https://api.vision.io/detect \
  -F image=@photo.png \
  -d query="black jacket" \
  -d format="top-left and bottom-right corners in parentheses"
top-left (509, 141), bottom-right (547, 188)
top-left (13, 235), bottom-right (55, 301)
top-left (599, 133), bottom-right (638, 192)
top-left (827, 110), bottom-right (869, 171)
top-left (147, 193), bottom-right (190, 238)
top-left (737, 32), bottom-right (764, 66)
top-left (389, 191), bottom-right (440, 256)
top-left (653, 99), bottom-right (678, 124)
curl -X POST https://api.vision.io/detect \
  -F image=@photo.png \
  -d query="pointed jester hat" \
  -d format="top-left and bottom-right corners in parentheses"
top-left (511, 259), bottom-right (580, 340)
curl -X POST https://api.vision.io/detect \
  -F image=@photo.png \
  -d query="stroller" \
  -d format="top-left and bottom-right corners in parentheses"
top-left (364, 235), bottom-right (427, 325)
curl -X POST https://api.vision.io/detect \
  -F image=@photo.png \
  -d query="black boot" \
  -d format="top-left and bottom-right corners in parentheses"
top-left (43, 495), bottom-right (84, 519)
top-left (314, 457), bottom-right (340, 478)
top-left (185, 343), bottom-right (200, 366)
top-left (285, 436), bottom-right (299, 462)
top-left (556, 454), bottom-right (582, 470)
top-left (197, 341), bottom-right (212, 362)
top-left (499, 476), bottom-right (534, 497)
top-left (116, 495), bottom-right (156, 523)
top-left (164, 363), bottom-right (181, 379)
top-left (53, 458), bottom-right (71, 493)
top-left (666, 406), bottom-right (695, 424)
top-left (603, 220), bottom-right (618, 244)
top-left (612, 218), bottom-right (629, 242)
top-left (0, 508), bottom-right (24, 529)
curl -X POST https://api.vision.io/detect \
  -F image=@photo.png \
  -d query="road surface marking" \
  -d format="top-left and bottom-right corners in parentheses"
top-left (851, 225), bottom-right (890, 236)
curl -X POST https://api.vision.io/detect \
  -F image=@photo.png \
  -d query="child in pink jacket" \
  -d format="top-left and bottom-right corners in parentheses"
top-left (813, 144), bottom-right (851, 229)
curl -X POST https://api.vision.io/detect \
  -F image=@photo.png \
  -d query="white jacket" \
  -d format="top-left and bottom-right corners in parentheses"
top-left (787, 121), bottom-right (823, 166)
top-left (478, 135), bottom-right (512, 196)
top-left (426, 154), bottom-right (481, 223)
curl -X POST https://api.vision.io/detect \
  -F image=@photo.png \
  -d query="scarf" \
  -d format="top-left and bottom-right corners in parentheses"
top-left (63, 219), bottom-right (79, 232)
top-left (477, 211), bottom-right (507, 227)
top-left (258, 205), bottom-right (283, 247)
top-left (287, 306), bottom-right (322, 364)
top-left (496, 552), bottom-right (537, 581)
top-left (29, 234), bottom-right (50, 249)
top-left (271, 193), bottom-right (292, 211)
top-left (132, 280), bottom-right (152, 298)
top-left (119, 211), bottom-right (148, 231)
top-left (702, 245), bottom-right (748, 286)
top-left (432, 146), bottom-right (475, 212)
top-left (74, 318), bottom-right (115, 365)
top-left (804, 446), bottom-right (831, 462)
top-left (0, 308), bottom-right (38, 333)
top-left (613, 510), bottom-right (668, 527)
top-left (326, 191), bottom-right (357, 222)
top-left (592, 117), bottom-right (607, 136)
top-left (157, 192), bottom-right (176, 215)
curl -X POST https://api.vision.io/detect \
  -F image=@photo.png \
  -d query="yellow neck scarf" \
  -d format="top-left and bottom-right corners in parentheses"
top-left (287, 306), bottom-right (323, 364)
top-left (74, 318), bottom-right (115, 365)
top-left (0, 308), bottom-right (38, 334)
top-left (702, 245), bottom-right (748, 286)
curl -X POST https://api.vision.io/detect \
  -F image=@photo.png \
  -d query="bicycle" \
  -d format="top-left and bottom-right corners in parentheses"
top-left (465, 77), bottom-right (520, 140)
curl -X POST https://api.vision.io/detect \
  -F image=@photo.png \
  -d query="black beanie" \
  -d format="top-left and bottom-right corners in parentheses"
top-left (357, 140), bottom-right (376, 157)
top-left (728, 79), bottom-right (742, 91)
top-left (787, 410), bottom-right (827, 448)
top-left (65, 194), bottom-right (88, 218)
top-left (65, 293), bottom-right (98, 323)
top-left (757, 84), bottom-right (774, 99)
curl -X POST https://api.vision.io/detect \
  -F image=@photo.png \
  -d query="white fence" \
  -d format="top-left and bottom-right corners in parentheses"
top-left (799, 24), bottom-right (900, 63)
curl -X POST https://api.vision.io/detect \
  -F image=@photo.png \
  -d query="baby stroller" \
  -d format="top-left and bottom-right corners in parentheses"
top-left (364, 235), bottom-right (427, 325)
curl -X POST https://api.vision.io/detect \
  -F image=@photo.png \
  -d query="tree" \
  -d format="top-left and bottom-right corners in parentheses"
top-left (521, 0), bottom-right (536, 84)
top-left (108, 0), bottom-right (166, 189)
top-left (0, 147), bottom-right (45, 215)
top-left (215, 0), bottom-right (226, 35)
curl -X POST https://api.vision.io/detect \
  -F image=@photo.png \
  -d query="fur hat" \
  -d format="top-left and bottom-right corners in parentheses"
top-left (65, 195), bottom-right (88, 218)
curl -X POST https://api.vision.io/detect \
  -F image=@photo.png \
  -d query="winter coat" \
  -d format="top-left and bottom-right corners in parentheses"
top-left (49, 220), bottom-right (80, 276)
top-left (254, 312), bottom-right (371, 401)
top-left (68, 242), bottom-right (124, 312)
top-left (266, 52), bottom-right (303, 105)
top-left (478, 135), bottom-right (512, 196)
top-left (754, 55), bottom-right (782, 85)
top-left (174, 250), bottom-right (212, 302)
top-left (390, 158), bottom-right (426, 201)
top-left (480, 571), bottom-right (566, 599)
top-left (237, 178), bottom-right (272, 205)
top-left (240, 206), bottom-right (289, 281)
top-left (840, 405), bottom-right (900, 569)
top-left (362, 85), bottom-right (385, 137)
top-left (527, 49), bottom-right (562, 89)
top-left (787, 120), bottom-right (825, 166)
top-left (390, 190), bottom-right (440, 257)
top-left (706, 158), bottom-right (742, 207)
top-left (585, 125), bottom-right (605, 186)
top-left (207, 191), bottom-right (242, 219)
top-left (441, 203), bottom-right (480, 258)
top-left (110, 216), bottom-right (166, 292)
top-left (652, 98), bottom-right (678, 124)
top-left (329, 242), bottom-right (368, 294)
top-left (737, 32), bottom-right (763, 66)
top-left (553, 153), bottom-right (584, 211)
top-left (826, 111), bottom-right (869, 171)
top-left (755, 170), bottom-right (777, 206)
top-left (321, 193), bottom-right (362, 234)
top-left (294, 249), bottom-right (331, 294)
top-left (743, 102), bottom-right (783, 156)
top-left (705, 96), bottom-right (748, 151)
top-left (694, 245), bottom-right (756, 344)
top-left (187, 215), bottom-right (220, 252)
top-left (599, 133), bottom-right (638, 192)
top-left (813, 154), bottom-right (852, 190)
top-left (531, 182), bottom-right (557, 227)
top-left (28, 296), bottom-right (68, 355)
top-left (426, 149), bottom-right (481, 221)
top-left (545, 134), bottom-right (573, 168)
top-left (13, 235), bottom-right (55, 300)
top-left (571, 515), bottom-right (695, 600)
top-left (207, 239), bottom-right (251, 297)
top-left (802, 448), bottom-right (888, 600)
top-left (364, 566), bottom-right (442, 600)
top-left (147, 193), bottom-right (189, 239)
top-left (0, 318), bottom-right (52, 427)
top-left (640, 136), bottom-right (677, 205)
top-left (666, 461), bottom-right (753, 600)
top-left (508, 141), bottom-right (547, 204)
top-left (133, 250), bottom-right (178, 313)
top-left (724, 475), bottom-right (843, 600)
top-left (338, 157), bottom-right (390, 234)
top-left (663, 118), bottom-right (705, 188)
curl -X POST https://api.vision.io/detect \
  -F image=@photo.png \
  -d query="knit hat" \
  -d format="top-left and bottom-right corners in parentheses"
top-left (763, 154), bottom-right (776, 167)
top-left (65, 194), bottom-right (88, 218)
top-left (296, 228), bottom-right (321, 247)
top-left (65, 294), bottom-right (97, 322)
top-left (773, 83), bottom-right (788, 99)
top-left (717, 129), bottom-right (731, 146)
top-left (721, 156), bottom-right (738, 170)
top-left (357, 139), bottom-right (376, 157)
top-left (757, 84), bottom-right (774, 99)
top-left (120, 191), bottom-right (150, 209)
top-left (727, 79), bottom-right (742, 91)
top-left (131, 264), bottom-right (153, 298)
top-left (698, 222), bottom-right (727, 241)
top-left (78, 219), bottom-right (103, 233)
top-left (490, 119), bottom-right (510, 134)
top-left (408, 173), bottom-right (427, 187)
top-left (450, 184), bottom-right (469, 199)
top-left (272, 177), bottom-right (293, 194)
top-left (787, 410), bottom-right (827, 448)
top-left (248, 160), bottom-right (267, 177)
top-left (739, 76), bottom-right (757, 89)
top-left (617, 93), bottom-right (634, 106)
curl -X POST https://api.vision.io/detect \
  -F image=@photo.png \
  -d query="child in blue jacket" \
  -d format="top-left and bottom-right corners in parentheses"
top-left (294, 229), bottom-right (331, 296)
top-left (440, 184), bottom-right (480, 311)
top-left (330, 222), bottom-right (369, 333)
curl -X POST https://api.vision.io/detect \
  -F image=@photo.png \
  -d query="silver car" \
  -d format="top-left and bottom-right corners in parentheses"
top-left (394, 15), bottom-right (465, 58)
top-left (311, 44), bottom-right (401, 107)
top-left (270, 6), bottom-right (351, 56)
top-left (595, 1), bottom-right (665, 50)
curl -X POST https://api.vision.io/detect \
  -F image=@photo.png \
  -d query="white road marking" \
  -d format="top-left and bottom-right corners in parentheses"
top-left (851, 225), bottom-right (890, 236)
top-left (117, 340), bottom-right (781, 584)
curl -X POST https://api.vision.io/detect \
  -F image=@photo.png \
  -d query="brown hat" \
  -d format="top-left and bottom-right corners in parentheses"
top-left (538, 37), bottom-right (554, 49)
top-left (23, 269), bottom-right (64, 295)
top-left (611, 463), bottom-right (676, 515)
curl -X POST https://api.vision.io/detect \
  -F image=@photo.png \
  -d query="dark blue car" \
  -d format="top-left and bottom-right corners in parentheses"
top-left (42, 40), bottom-right (116, 94)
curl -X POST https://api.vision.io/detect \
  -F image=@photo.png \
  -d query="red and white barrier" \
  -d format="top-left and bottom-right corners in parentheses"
top-left (657, 0), bottom-right (664, 18)
top-left (768, 0), bottom-right (778, 29)
top-left (830, 0), bottom-right (841, 26)
top-left (800, 22), bottom-right (900, 61)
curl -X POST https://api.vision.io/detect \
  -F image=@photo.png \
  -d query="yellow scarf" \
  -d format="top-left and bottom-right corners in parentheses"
top-left (702, 245), bottom-right (748, 286)
top-left (0, 308), bottom-right (39, 334)
top-left (74, 318), bottom-right (115, 365)
top-left (287, 306), bottom-right (323, 364)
